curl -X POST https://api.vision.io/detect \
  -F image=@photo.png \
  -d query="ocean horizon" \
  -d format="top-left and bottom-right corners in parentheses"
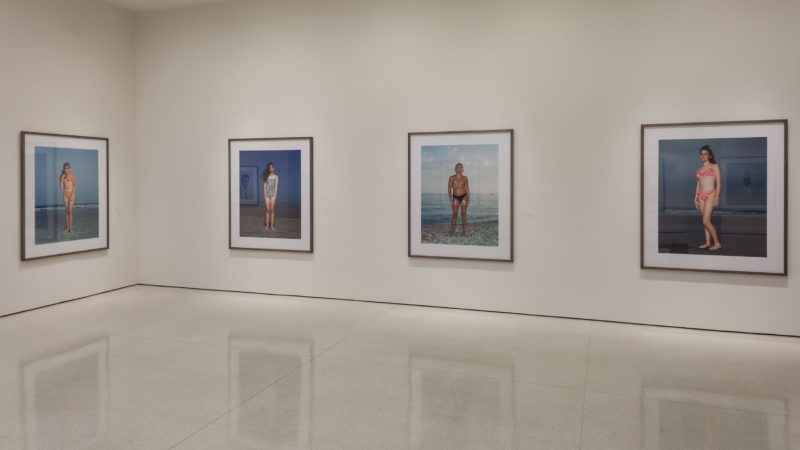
top-left (421, 193), bottom-right (498, 225)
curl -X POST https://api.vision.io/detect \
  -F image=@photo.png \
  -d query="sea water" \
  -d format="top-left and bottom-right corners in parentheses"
top-left (35, 204), bottom-right (100, 244)
top-left (421, 193), bottom-right (498, 225)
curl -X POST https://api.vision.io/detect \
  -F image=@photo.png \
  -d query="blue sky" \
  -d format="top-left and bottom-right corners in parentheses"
top-left (35, 147), bottom-right (99, 207)
top-left (421, 144), bottom-right (498, 194)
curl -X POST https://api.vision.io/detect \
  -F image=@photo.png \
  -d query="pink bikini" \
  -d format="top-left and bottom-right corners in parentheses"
top-left (696, 166), bottom-right (716, 201)
top-left (696, 167), bottom-right (715, 178)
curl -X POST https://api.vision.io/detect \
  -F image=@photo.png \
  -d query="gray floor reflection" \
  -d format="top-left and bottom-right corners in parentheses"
top-left (21, 338), bottom-right (109, 450)
top-left (409, 356), bottom-right (514, 448)
top-left (227, 336), bottom-right (312, 447)
top-left (642, 387), bottom-right (788, 450)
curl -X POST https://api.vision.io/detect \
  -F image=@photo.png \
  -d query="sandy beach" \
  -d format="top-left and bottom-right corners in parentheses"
top-left (35, 205), bottom-right (100, 244)
top-left (239, 204), bottom-right (301, 239)
top-left (421, 220), bottom-right (498, 246)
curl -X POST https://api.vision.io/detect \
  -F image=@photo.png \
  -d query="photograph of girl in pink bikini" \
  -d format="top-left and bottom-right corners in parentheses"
top-left (420, 144), bottom-right (499, 246)
top-left (658, 137), bottom-right (767, 257)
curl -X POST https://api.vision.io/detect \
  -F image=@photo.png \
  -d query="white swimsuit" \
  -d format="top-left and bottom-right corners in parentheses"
top-left (265, 174), bottom-right (277, 199)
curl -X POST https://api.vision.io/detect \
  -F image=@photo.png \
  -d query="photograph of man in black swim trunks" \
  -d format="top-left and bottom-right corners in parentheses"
top-left (418, 143), bottom-right (499, 247)
top-left (448, 163), bottom-right (470, 236)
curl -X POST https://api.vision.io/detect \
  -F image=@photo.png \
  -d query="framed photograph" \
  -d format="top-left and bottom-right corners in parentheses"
top-left (641, 120), bottom-right (787, 275)
top-left (408, 129), bottom-right (513, 261)
top-left (21, 131), bottom-right (109, 261)
top-left (229, 137), bottom-right (313, 252)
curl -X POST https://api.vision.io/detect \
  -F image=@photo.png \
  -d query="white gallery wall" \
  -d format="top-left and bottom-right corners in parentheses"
top-left (0, 0), bottom-right (137, 316)
top-left (134, 0), bottom-right (800, 335)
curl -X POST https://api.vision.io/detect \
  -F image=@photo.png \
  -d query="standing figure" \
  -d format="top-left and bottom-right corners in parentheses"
top-left (694, 145), bottom-right (722, 251)
top-left (263, 162), bottom-right (279, 232)
top-left (448, 163), bottom-right (470, 236)
top-left (59, 162), bottom-right (77, 234)
top-left (240, 173), bottom-right (252, 201)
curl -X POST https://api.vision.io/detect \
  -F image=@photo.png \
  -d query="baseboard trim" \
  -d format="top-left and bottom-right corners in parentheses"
top-left (0, 284), bottom-right (138, 319)
top-left (2, 282), bottom-right (796, 339)
top-left (137, 283), bottom-right (800, 339)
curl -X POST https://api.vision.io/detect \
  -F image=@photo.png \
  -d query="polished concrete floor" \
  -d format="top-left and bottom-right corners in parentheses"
top-left (0, 286), bottom-right (798, 449)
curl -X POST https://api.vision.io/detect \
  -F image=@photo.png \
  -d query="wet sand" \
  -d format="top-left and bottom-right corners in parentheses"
top-left (35, 205), bottom-right (99, 244)
top-left (240, 205), bottom-right (301, 239)
top-left (421, 220), bottom-right (498, 246)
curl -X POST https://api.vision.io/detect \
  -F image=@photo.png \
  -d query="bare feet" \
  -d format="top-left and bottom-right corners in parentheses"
top-left (709, 244), bottom-right (722, 251)
top-left (698, 243), bottom-right (711, 249)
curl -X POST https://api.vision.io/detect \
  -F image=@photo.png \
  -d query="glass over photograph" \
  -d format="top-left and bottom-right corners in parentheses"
top-left (409, 129), bottom-right (513, 261)
top-left (641, 120), bottom-right (787, 275)
top-left (238, 150), bottom-right (302, 240)
top-left (658, 138), bottom-right (767, 257)
top-left (34, 147), bottom-right (100, 244)
top-left (421, 144), bottom-right (499, 247)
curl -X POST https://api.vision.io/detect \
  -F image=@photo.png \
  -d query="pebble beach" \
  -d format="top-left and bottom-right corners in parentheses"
top-left (421, 220), bottom-right (499, 246)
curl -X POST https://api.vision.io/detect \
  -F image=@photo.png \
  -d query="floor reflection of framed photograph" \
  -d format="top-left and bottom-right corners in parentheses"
top-left (229, 137), bottom-right (313, 252)
top-left (409, 357), bottom-right (514, 448)
top-left (20, 132), bottom-right (109, 261)
top-left (408, 129), bottom-right (513, 261)
top-left (228, 337), bottom-right (312, 447)
top-left (23, 339), bottom-right (109, 449)
top-left (642, 387), bottom-right (787, 450)
top-left (641, 120), bottom-right (787, 275)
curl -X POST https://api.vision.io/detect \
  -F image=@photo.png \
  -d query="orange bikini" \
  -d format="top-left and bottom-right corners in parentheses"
top-left (62, 174), bottom-right (76, 201)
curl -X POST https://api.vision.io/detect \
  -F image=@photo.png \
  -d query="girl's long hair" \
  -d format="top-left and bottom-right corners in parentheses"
top-left (60, 162), bottom-right (71, 181)
top-left (262, 162), bottom-right (275, 182)
top-left (699, 145), bottom-right (717, 164)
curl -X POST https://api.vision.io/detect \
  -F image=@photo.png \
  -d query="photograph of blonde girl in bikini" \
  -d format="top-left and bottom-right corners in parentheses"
top-left (34, 147), bottom-right (100, 244)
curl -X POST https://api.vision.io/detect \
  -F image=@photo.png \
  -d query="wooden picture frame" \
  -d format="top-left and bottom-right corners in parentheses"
top-left (641, 120), bottom-right (787, 275)
top-left (229, 137), bottom-right (313, 253)
top-left (20, 131), bottom-right (110, 261)
top-left (408, 129), bottom-right (514, 261)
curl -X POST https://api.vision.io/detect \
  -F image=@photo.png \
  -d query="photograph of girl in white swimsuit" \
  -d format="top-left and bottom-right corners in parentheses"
top-left (238, 150), bottom-right (302, 239)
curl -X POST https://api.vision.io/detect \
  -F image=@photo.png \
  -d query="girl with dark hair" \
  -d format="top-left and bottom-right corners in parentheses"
top-left (59, 162), bottom-right (77, 234)
top-left (694, 145), bottom-right (722, 250)
top-left (263, 162), bottom-right (279, 232)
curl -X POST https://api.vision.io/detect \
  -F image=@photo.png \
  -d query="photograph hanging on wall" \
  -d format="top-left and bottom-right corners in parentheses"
top-left (229, 137), bottom-right (313, 252)
top-left (408, 129), bottom-right (513, 261)
top-left (641, 120), bottom-right (787, 275)
top-left (21, 132), bottom-right (109, 261)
